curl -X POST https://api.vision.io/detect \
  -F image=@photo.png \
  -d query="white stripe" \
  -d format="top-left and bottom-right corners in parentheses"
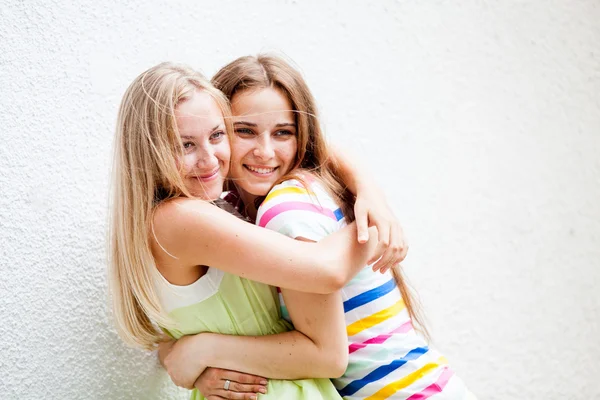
top-left (341, 268), bottom-right (397, 300)
top-left (155, 268), bottom-right (224, 313)
top-left (343, 286), bottom-right (404, 326)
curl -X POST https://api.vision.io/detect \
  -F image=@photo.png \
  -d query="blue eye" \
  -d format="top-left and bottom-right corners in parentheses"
top-left (210, 130), bottom-right (225, 141)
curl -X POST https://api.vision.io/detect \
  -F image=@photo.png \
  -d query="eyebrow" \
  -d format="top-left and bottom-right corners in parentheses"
top-left (233, 121), bottom-right (296, 128)
top-left (275, 123), bottom-right (296, 128)
top-left (233, 121), bottom-right (257, 127)
top-left (180, 124), bottom-right (222, 139)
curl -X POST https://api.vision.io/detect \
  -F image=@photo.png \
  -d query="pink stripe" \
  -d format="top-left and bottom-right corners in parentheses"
top-left (258, 201), bottom-right (336, 228)
top-left (406, 367), bottom-right (454, 400)
top-left (348, 321), bottom-right (413, 354)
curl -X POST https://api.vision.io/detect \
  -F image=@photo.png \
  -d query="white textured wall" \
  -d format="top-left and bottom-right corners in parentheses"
top-left (1, 1), bottom-right (598, 398)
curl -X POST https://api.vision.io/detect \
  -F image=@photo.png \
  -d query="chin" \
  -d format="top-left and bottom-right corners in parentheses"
top-left (193, 185), bottom-right (222, 201)
top-left (249, 185), bottom-right (272, 197)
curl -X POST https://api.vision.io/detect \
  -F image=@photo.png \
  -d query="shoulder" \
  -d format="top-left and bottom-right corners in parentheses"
top-left (154, 197), bottom-right (211, 224)
top-left (262, 173), bottom-right (330, 206)
top-left (256, 174), bottom-right (341, 231)
top-left (152, 197), bottom-right (230, 241)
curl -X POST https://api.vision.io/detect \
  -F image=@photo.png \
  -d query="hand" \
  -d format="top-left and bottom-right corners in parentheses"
top-left (354, 187), bottom-right (408, 273)
top-left (194, 367), bottom-right (268, 400)
top-left (163, 335), bottom-right (208, 389)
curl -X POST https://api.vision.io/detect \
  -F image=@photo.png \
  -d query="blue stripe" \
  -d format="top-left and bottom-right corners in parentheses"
top-left (334, 207), bottom-right (344, 221)
top-left (343, 278), bottom-right (396, 313)
top-left (338, 346), bottom-right (429, 397)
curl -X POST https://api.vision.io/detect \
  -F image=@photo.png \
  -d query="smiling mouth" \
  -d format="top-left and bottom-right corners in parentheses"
top-left (244, 165), bottom-right (278, 175)
top-left (191, 168), bottom-right (220, 181)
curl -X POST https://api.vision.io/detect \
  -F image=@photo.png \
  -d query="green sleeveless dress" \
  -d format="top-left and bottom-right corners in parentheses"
top-left (157, 267), bottom-right (342, 400)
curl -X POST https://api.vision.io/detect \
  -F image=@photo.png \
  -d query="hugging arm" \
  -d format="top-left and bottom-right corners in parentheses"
top-left (330, 146), bottom-right (408, 271)
top-left (153, 199), bottom-right (381, 293)
top-left (163, 285), bottom-right (349, 388)
top-left (161, 228), bottom-right (372, 387)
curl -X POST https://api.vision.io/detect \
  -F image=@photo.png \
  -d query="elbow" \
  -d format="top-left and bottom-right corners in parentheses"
top-left (318, 258), bottom-right (348, 294)
top-left (309, 337), bottom-right (348, 378)
top-left (317, 347), bottom-right (348, 378)
top-left (329, 351), bottom-right (349, 378)
top-left (316, 272), bottom-right (345, 294)
top-left (324, 270), bottom-right (347, 293)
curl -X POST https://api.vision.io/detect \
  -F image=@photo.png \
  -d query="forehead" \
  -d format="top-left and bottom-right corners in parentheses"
top-left (175, 90), bottom-right (224, 133)
top-left (230, 87), bottom-right (294, 122)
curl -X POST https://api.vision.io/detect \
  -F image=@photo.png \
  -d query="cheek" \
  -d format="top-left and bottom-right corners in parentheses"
top-left (215, 143), bottom-right (231, 166)
top-left (283, 140), bottom-right (298, 166)
top-left (180, 154), bottom-right (196, 173)
top-left (230, 140), bottom-right (252, 166)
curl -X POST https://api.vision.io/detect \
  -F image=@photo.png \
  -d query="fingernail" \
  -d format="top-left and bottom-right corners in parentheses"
top-left (259, 387), bottom-right (267, 393)
top-left (260, 380), bottom-right (268, 385)
top-left (250, 396), bottom-right (257, 400)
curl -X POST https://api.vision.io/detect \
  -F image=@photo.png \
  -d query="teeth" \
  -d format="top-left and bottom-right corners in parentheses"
top-left (246, 166), bottom-right (275, 174)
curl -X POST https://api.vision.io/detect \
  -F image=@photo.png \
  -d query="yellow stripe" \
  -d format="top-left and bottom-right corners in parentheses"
top-left (346, 299), bottom-right (406, 337)
top-left (263, 186), bottom-right (314, 204)
top-left (364, 357), bottom-right (446, 400)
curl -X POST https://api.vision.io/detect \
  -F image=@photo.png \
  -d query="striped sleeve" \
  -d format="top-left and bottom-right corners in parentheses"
top-left (256, 178), bottom-right (343, 242)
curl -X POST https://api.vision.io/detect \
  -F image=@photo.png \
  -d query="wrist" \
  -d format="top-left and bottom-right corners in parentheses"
top-left (191, 333), bottom-right (215, 366)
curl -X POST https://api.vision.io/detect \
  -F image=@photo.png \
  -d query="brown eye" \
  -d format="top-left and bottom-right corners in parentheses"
top-left (235, 128), bottom-right (255, 137)
top-left (274, 130), bottom-right (294, 137)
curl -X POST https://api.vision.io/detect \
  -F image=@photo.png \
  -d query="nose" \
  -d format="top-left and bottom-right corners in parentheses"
top-left (195, 143), bottom-right (216, 168)
top-left (253, 132), bottom-right (275, 160)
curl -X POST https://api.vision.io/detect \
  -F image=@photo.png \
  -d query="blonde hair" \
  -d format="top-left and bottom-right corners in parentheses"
top-left (109, 62), bottom-right (232, 350)
top-left (213, 54), bottom-right (429, 339)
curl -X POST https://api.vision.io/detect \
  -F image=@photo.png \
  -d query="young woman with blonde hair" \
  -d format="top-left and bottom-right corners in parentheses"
top-left (109, 62), bottom-right (407, 400)
top-left (162, 55), bottom-right (476, 399)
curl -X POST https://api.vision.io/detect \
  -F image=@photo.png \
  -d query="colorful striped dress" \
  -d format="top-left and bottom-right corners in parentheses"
top-left (256, 176), bottom-right (476, 400)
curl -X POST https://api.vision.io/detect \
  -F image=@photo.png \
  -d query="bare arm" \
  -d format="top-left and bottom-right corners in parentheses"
top-left (153, 199), bottom-right (381, 293)
top-left (157, 339), bottom-right (174, 368)
top-left (163, 237), bottom-right (352, 388)
top-left (330, 146), bottom-right (408, 271)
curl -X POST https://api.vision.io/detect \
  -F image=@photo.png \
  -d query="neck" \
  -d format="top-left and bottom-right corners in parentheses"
top-left (235, 186), bottom-right (259, 222)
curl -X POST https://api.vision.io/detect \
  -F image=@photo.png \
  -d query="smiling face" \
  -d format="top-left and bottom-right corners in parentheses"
top-left (229, 87), bottom-right (298, 200)
top-left (175, 89), bottom-right (230, 200)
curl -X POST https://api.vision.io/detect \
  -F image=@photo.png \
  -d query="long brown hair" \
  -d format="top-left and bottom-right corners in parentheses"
top-left (212, 54), bottom-right (428, 339)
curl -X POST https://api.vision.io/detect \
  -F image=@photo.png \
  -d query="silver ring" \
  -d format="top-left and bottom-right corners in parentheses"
top-left (224, 379), bottom-right (231, 391)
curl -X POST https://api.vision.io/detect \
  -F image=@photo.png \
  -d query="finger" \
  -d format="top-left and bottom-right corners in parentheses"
top-left (372, 248), bottom-right (394, 273)
top-left (393, 223), bottom-right (409, 263)
top-left (217, 389), bottom-right (261, 400)
top-left (354, 203), bottom-right (369, 243)
top-left (388, 224), bottom-right (404, 265)
top-left (222, 370), bottom-right (267, 385)
top-left (226, 380), bottom-right (268, 395)
top-left (368, 220), bottom-right (389, 265)
top-left (396, 240), bottom-right (408, 265)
